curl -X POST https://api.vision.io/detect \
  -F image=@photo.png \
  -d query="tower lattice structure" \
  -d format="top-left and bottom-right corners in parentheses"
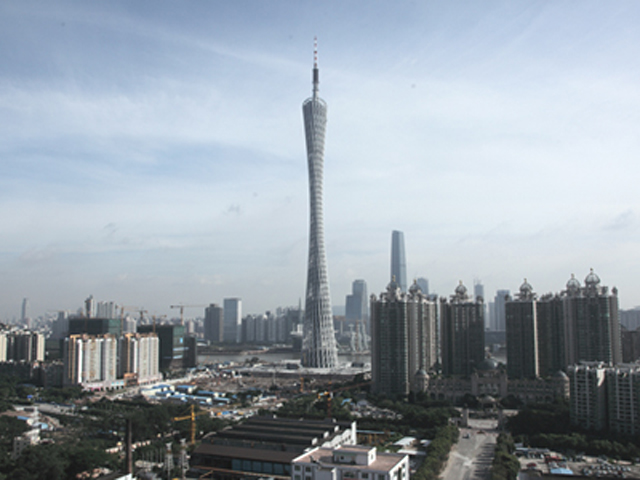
top-left (301, 40), bottom-right (338, 368)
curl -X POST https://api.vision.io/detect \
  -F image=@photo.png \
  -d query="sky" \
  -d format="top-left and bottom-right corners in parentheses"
top-left (2, 1), bottom-right (640, 320)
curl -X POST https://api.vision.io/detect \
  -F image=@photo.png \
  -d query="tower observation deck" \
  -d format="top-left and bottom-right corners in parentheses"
top-left (301, 40), bottom-right (338, 368)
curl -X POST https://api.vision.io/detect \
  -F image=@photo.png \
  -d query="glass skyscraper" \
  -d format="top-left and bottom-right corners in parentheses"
top-left (391, 230), bottom-right (407, 292)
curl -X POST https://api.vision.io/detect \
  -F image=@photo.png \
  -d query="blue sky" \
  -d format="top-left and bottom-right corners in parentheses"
top-left (2, 1), bottom-right (640, 320)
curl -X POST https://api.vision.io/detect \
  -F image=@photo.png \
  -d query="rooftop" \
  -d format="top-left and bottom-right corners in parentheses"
top-left (294, 446), bottom-right (406, 472)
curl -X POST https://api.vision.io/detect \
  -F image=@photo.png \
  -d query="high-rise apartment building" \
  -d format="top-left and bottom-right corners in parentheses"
top-left (563, 270), bottom-right (621, 365)
top-left (118, 333), bottom-right (161, 385)
top-left (85, 295), bottom-right (96, 318)
top-left (96, 301), bottom-right (116, 319)
top-left (568, 362), bottom-right (640, 435)
top-left (0, 332), bottom-right (6, 362)
top-left (506, 280), bottom-right (539, 379)
top-left (3, 331), bottom-right (45, 362)
top-left (371, 279), bottom-right (409, 396)
top-left (138, 324), bottom-right (191, 370)
top-left (371, 279), bottom-right (437, 396)
top-left (440, 282), bottom-right (485, 377)
top-left (606, 364), bottom-right (640, 436)
top-left (223, 298), bottom-right (242, 343)
top-left (300, 42), bottom-right (338, 368)
top-left (390, 231), bottom-right (407, 292)
top-left (407, 281), bottom-right (438, 385)
top-left (536, 293), bottom-right (566, 376)
top-left (63, 334), bottom-right (118, 387)
top-left (204, 304), bottom-right (223, 343)
top-left (621, 326), bottom-right (640, 363)
top-left (64, 333), bottom-right (159, 388)
top-left (568, 362), bottom-right (607, 431)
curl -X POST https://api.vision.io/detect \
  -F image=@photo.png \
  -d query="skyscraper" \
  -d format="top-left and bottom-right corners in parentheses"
top-left (301, 41), bottom-right (338, 368)
top-left (204, 304), bottom-right (223, 343)
top-left (492, 289), bottom-right (510, 331)
top-left (223, 298), bottom-right (242, 344)
top-left (21, 298), bottom-right (28, 324)
top-left (346, 280), bottom-right (368, 323)
top-left (473, 281), bottom-right (484, 302)
top-left (390, 230), bottom-right (407, 292)
top-left (416, 277), bottom-right (429, 296)
top-left (346, 279), bottom-right (369, 351)
top-left (440, 282), bottom-right (485, 377)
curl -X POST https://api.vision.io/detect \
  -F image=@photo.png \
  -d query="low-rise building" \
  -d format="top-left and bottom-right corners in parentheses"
top-left (292, 445), bottom-right (409, 480)
top-left (190, 416), bottom-right (356, 480)
top-left (423, 359), bottom-right (569, 405)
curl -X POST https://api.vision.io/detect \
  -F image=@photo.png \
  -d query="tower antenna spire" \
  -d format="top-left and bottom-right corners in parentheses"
top-left (314, 36), bottom-right (318, 69)
top-left (312, 36), bottom-right (319, 98)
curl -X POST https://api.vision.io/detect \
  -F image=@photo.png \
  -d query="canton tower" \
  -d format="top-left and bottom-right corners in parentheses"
top-left (301, 40), bottom-right (338, 368)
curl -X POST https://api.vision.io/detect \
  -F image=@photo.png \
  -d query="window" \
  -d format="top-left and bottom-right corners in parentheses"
top-left (295, 466), bottom-right (301, 472)
top-left (362, 474), bottom-right (369, 479)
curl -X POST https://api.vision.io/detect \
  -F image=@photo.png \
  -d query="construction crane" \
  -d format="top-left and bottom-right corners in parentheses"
top-left (318, 381), bottom-right (372, 418)
top-left (170, 304), bottom-right (209, 326)
top-left (150, 314), bottom-right (166, 334)
top-left (172, 404), bottom-right (209, 446)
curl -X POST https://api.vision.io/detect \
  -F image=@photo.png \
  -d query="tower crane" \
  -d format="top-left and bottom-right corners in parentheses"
top-left (150, 314), bottom-right (167, 334)
top-left (170, 304), bottom-right (209, 326)
top-left (172, 404), bottom-right (209, 446)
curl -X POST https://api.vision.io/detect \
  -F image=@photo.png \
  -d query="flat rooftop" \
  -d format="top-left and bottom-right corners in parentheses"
top-left (295, 447), bottom-right (406, 472)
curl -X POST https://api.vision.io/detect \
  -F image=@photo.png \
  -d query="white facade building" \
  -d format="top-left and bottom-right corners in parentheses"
top-left (63, 334), bottom-right (119, 389)
top-left (119, 333), bottom-right (161, 385)
top-left (292, 445), bottom-right (409, 480)
top-left (568, 362), bottom-right (607, 431)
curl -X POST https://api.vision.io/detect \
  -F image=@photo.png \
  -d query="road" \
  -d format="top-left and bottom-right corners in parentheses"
top-left (439, 418), bottom-right (498, 480)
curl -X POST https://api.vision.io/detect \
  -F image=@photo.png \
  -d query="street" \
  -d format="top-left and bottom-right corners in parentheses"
top-left (439, 418), bottom-right (498, 480)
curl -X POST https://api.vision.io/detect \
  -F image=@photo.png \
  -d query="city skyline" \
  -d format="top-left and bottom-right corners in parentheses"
top-left (2, 2), bottom-right (640, 319)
